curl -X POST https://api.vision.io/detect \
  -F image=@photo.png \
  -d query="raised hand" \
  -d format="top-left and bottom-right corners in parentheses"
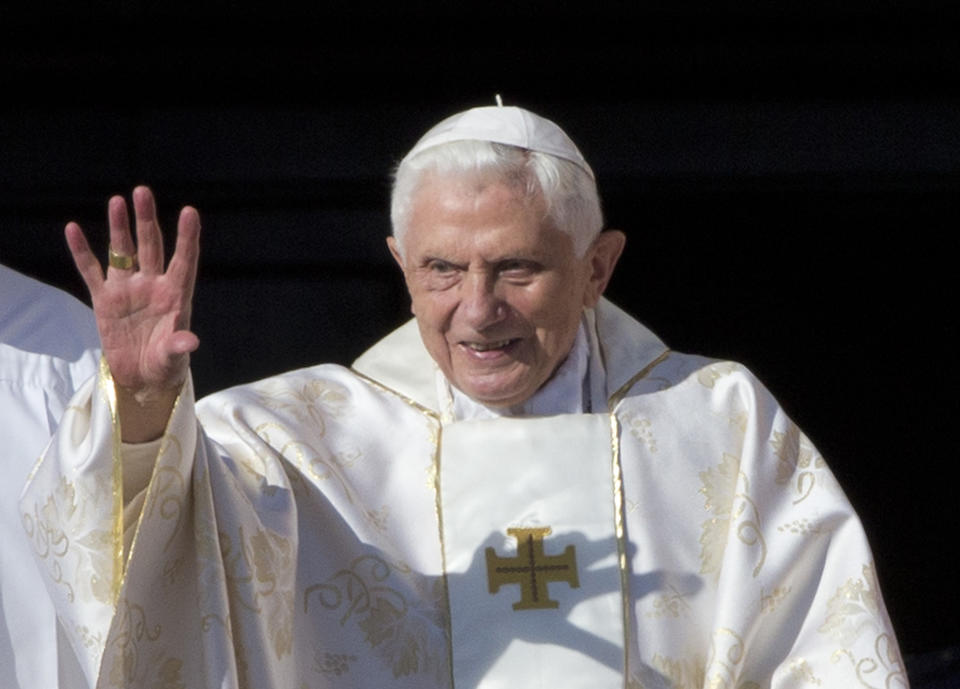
top-left (66, 186), bottom-right (200, 441)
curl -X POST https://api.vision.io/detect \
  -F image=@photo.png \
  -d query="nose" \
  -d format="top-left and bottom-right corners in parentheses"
top-left (461, 272), bottom-right (506, 331)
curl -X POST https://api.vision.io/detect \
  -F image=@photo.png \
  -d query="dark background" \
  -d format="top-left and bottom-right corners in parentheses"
top-left (2, 1), bottom-right (957, 681)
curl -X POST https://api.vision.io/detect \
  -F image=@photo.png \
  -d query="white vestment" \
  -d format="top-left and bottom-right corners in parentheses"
top-left (1, 265), bottom-right (101, 689)
top-left (20, 298), bottom-right (908, 689)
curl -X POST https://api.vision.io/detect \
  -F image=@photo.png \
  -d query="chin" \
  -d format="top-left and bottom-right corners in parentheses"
top-left (458, 377), bottom-right (535, 408)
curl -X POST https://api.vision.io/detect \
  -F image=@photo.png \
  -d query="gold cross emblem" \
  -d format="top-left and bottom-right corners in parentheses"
top-left (485, 527), bottom-right (579, 610)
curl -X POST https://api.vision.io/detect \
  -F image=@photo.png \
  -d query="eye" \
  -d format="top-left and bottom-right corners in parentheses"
top-left (427, 259), bottom-right (456, 274)
top-left (498, 260), bottom-right (540, 278)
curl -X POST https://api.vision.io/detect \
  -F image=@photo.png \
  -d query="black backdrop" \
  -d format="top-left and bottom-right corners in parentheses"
top-left (2, 1), bottom-right (958, 675)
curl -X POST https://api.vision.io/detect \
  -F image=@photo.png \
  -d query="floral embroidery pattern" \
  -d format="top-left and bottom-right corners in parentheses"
top-left (771, 423), bottom-right (827, 504)
top-left (696, 363), bottom-right (739, 389)
top-left (760, 586), bottom-right (791, 614)
top-left (788, 658), bottom-right (822, 685)
top-left (314, 650), bottom-right (358, 676)
top-left (143, 439), bottom-right (187, 553)
top-left (220, 525), bottom-right (296, 660)
top-left (699, 453), bottom-right (767, 578)
top-left (304, 555), bottom-right (448, 681)
top-left (257, 378), bottom-right (351, 432)
top-left (705, 628), bottom-right (762, 689)
top-left (645, 584), bottom-right (691, 619)
top-left (24, 475), bottom-right (115, 605)
top-left (821, 564), bottom-right (908, 688)
top-left (102, 598), bottom-right (182, 688)
top-left (255, 421), bottom-right (363, 505)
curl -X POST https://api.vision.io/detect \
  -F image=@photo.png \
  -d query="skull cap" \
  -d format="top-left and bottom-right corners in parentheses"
top-left (401, 105), bottom-right (594, 179)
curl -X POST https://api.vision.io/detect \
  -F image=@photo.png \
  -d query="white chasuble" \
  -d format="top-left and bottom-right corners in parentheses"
top-left (20, 298), bottom-right (909, 689)
top-left (440, 415), bottom-right (624, 688)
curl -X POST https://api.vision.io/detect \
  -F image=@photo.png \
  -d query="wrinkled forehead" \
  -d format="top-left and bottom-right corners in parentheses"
top-left (411, 167), bottom-right (541, 203)
top-left (408, 171), bottom-right (549, 228)
top-left (403, 174), bottom-right (571, 260)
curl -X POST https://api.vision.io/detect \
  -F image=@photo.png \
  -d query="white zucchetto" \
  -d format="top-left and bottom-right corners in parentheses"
top-left (401, 105), bottom-right (594, 179)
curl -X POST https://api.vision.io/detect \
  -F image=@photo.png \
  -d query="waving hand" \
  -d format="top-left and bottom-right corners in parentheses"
top-left (66, 186), bottom-right (200, 441)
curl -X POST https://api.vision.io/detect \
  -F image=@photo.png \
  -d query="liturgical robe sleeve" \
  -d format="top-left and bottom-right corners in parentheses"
top-left (20, 362), bottom-right (451, 689)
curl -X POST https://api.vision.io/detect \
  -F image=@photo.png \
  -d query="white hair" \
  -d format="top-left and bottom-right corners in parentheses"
top-left (390, 140), bottom-right (604, 258)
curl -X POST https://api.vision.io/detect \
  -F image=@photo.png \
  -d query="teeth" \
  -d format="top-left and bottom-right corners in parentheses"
top-left (466, 339), bottom-right (513, 351)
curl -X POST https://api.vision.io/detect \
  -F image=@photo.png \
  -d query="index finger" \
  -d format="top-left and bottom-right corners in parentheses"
top-left (65, 221), bottom-right (105, 295)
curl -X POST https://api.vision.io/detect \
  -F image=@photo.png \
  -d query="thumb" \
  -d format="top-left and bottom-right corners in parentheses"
top-left (168, 330), bottom-right (200, 355)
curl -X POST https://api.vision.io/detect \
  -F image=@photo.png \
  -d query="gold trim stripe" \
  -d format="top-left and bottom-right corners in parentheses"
top-left (609, 412), bottom-right (631, 687)
top-left (607, 350), bottom-right (671, 409)
top-left (98, 356), bottom-right (125, 606)
top-left (433, 424), bottom-right (456, 689)
top-left (349, 367), bottom-right (439, 418)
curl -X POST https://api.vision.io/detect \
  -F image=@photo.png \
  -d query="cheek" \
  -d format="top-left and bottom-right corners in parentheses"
top-left (527, 284), bottom-right (587, 351)
top-left (529, 280), bottom-right (584, 327)
top-left (409, 289), bottom-right (457, 337)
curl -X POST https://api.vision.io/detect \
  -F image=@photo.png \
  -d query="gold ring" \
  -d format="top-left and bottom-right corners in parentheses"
top-left (108, 247), bottom-right (137, 270)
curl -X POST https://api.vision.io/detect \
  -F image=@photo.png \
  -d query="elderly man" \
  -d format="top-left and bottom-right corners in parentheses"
top-left (21, 106), bottom-right (906, 689)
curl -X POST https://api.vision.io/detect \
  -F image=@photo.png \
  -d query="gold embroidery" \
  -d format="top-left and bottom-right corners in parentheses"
top-left (143, 443), bottom-right (187, 553)
top-left (26, 474), bottom-right (115, 605)
top-left (778, 518), bottom-right (823, 536)
top-left (831, 634), bottom-right (908, 689)
top-left (772, 423), bottom-right (827, 504)
top-left (651, 652), bottom-right (706, 689)
top-left (255, 421), bottom-right (361, 504)
top-left (256, 377), bottom-right (351, 429)
top-left (314, 650), bottom-right (358, 676)
top-left (365, 505), bottom-right (391, 532)
top-left (821, 564), bottom-right (908, 688)
top-left (610, 412), bottom-right (632, 682)
top-left (819, 563), bottom-right (884, 644)
top-left (99, 356), bottom-right (125, 605)
top-left (341, 370), bottom-right (453, 686)
top-left (102, 597), bottom-right (163, 687)
top-left (220, 525), bottom-right (296, 659)
top-left (729, 411), bottom-right (749, 433)
top-left (75, 624), bottom-right (104, 651)
top-left (152, 658), bottom-right (186, 689)
top-left (699, 453), bottom-right (767, 578)
top-left (705, 628), bottom-right (762, 689)
top-left (608, 350), bottom-right (671, 408)
top-left (760, 586), bottom-right (791, 614)
top-left (696, 362), bottom-right (739, 389)
top-left (485, 527), bottom-right (580, 610)
top-left (645, 584), bottom-right (692, 619)
top-left (304, 555), bottom-right (448, 680)
top-left (622, 413), bottom-right (658, 453)
top-left (788, 658), bottom-right (822, 685)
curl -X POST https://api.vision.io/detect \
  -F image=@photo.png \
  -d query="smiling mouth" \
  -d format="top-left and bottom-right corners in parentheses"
top-left (462, 338), bottom-right (519, 352)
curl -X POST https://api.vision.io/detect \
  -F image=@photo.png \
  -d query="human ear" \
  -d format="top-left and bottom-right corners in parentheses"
top-left (582, 230), bottom-right (626, 307)
top-left (386, 236), bottom-right (405, 271)
top-left (386, 236), bottom-right (418, 315)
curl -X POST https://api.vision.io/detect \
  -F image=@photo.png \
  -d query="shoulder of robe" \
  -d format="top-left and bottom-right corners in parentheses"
top-left (195, 362), bottom-right (430, 432)
top-left (609, 339), bottom-right (785, 424)
top-left (351, 318), bottom-right (439, 409)
top-left (594, 299), bottom-right (763, 410)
